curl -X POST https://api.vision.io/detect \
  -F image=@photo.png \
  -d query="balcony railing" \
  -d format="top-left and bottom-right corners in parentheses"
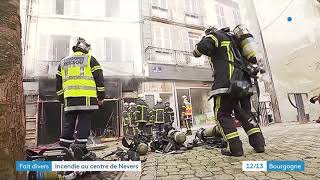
top-left (145, 46), bottom-right (211, 68)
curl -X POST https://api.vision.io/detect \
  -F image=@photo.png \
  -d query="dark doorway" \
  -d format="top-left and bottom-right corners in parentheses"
top-left (38, 101), bottom-right (62, 145)
top-left (91, 100), bottom-right (120, 137)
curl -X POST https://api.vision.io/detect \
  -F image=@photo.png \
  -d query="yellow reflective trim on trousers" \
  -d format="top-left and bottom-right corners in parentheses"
top-left (57, 71), bottom-right (62, 76)
top-left (57, 90), bottom-right (64, 95)
top-left (221, 41), bottom-right (234, 79)
top-left (64, 89), bottom-right (97, 98)
top-left (247, 128), bottom-right (261, 136)
top-left (214, 96), bottom-right (230, 150)
top-left (226, 131), bottom-right (240, 140)
top-left (205, 34), bottom-right (219, 47)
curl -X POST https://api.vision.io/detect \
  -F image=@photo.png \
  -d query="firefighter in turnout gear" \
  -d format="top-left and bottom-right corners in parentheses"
top-left (145, 108), bottom-right (154, 137)
top-left (164, 101), bottom-right (174, 126)
top-left (154, 98), bottom-right (166, 132)
top-left (193, 26), bottom-right (265, 156)
top-left (128, 102), bottom-right (139, 136)
top-left (181, 95), bottom-right (193, 135)
top-left (122, 102), bottom-right (130, 136)
top-left (135, 94), bottom-right (148, 134)
top-left (56, 37), bottom-right (105, 155)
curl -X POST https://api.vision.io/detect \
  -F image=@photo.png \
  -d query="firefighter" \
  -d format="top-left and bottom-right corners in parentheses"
top-left (192, 26), bottom-right (265, 156)
top-left (56, 37), bottom-right (105, 156)
top-left (164, 101), bottom-right (174, 126)
top-left (154, 98), bottom-right (165, 132)
top-left (145, 107), bottom-right (155, 137)
top-left (135, 94), bottom-right (148, 134)
top-left (128, 102), bottom-right (139, 136)
top-left (122, 102), bottom-right (130, 136)
top-left (181, 95), bottom-right (193, 135)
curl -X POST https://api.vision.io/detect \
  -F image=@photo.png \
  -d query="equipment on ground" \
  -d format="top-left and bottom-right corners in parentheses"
top-left (122, 132), bottom-right (150, 157)
top-left (26, 147), bottom-right (99, 180)
top-left (192, 126), bottom-right (226, 148)
top-left (150, 123), bottom-right (188, 153)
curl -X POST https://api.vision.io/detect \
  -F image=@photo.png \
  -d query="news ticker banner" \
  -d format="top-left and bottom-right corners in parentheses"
top-left (242, 161), bottom-right (305, 172)
top-left (17, 160), bottom-right (304, 172)
top-left (16, 161), bottom-right (141, 172)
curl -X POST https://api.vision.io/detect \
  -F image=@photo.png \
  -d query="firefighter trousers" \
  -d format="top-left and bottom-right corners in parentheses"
top-left (214, 94), bottom-right (265, 154)
top-left (59, 110), bottom-right (92, 147)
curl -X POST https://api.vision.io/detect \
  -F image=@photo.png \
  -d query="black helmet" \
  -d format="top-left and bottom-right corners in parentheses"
top-left (165, 101), bottom-right (170, 106)
top-left (205, 26), bottom-right (218, 35)
top-left (72, 37), bottom-right (91, 54)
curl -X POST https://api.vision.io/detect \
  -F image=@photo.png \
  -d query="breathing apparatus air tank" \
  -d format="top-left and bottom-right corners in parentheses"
top-left (196, 125), bottom-right (221, 140)
top-left (167, 129), bottom-right (187, 144)
top-left (136, 142), bottom-right (148, 155)
top-left (233, 24), bottom-right (258, 63)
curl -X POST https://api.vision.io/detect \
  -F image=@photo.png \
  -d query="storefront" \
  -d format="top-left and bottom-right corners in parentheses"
top-left (142, 81), bottom-right (215, 130)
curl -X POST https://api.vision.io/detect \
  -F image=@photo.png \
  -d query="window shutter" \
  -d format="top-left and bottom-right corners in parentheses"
top-left (64, 0), bottom-right (72, 16)
top-left (105, 37), bottom-right (112, 62)
top-left (181, 31), bottom-right (190, 51)
top-left (154, 26), bottom-right (162, 47)
top-left (163, 27), bottom-right (171, 49)
top-left (161, 0), bottom-right (167, 9)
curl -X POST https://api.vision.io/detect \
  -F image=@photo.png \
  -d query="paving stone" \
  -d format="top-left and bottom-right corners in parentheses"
top-left (212, 174), bottom-right (235, 180)
top-left (140, 174), bottom-right (155, 180)
top-left (194, 171), bottom-right (213, 178)
top-left (266, 172), bottom-right (293, 179)
top-left (156, 171), bottom-right (169, 177)
top-left (184, 177), bottom-right (201, 180)
top-left (178, 170), bottom-right (195, 175)
top-left (158, 175), bottom-right (183, 180)
top-left (119, 123), bottom-right (320, 180)
top-left (165, 168), bottom-right (180, 173)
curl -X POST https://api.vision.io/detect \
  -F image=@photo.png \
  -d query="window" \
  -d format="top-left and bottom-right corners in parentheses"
top-left (105, 0), bottom-right (120, 17)
top-left (233, 9), bottom-right (241, 26)
top-left (56, 0), bottom-right (64, 15)
top-left (54, 0), bottom-right (80, 16)
top-left (185, 0), bottom-right (199, 17)
top-left (152, 0), bottom-right (168, 9)
top-left (188, 32), bottom-right (201, 52)
top-left (105, 38), bottom-right (133, 62)
top-left (51, 35), bottom-right (70, 61)
top-left (215, 5), bottom-right (226, 27)
top-left (153, 26), bottom-right (171, 49)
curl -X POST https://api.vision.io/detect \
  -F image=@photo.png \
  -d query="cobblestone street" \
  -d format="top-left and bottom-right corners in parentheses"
top-left (120, 123), bottom-right (320, 180)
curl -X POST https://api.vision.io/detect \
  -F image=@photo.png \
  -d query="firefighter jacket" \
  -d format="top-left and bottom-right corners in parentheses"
top-left (193, 30), bottom-right (249, 96)
top-left (147, 109), bottom-right (155, 125)
top-left (122, 109), bottom-right (129, 127)
top-left (182, 100), bottom-right (192, 119)
top-left (164, 106), bottom-right (174, 123)
top-left (135, 99), bottom-right (148, 123)
top-left (128, 107), bottom-right (136, 126)
top-left (154, 102), bottom-right (165, 124)
top-left (56, 51), bottom-right (105, 112)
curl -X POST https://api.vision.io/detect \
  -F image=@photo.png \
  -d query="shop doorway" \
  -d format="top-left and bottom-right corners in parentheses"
top-left (176, 89), bottom-right (190, 128)
top-left (176, 88), bottom-right (214, 129)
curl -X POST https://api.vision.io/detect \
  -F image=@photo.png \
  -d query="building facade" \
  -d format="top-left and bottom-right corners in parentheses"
top-left (140, 0), bottom-right (245, 129)
top-left (21, 0), bottom-right (143, 146)
top-left (21, 0), bottom-right (277, 147)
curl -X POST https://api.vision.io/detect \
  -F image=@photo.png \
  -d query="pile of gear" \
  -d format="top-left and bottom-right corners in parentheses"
top-left (121, 95), bottom-right (190, 154)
